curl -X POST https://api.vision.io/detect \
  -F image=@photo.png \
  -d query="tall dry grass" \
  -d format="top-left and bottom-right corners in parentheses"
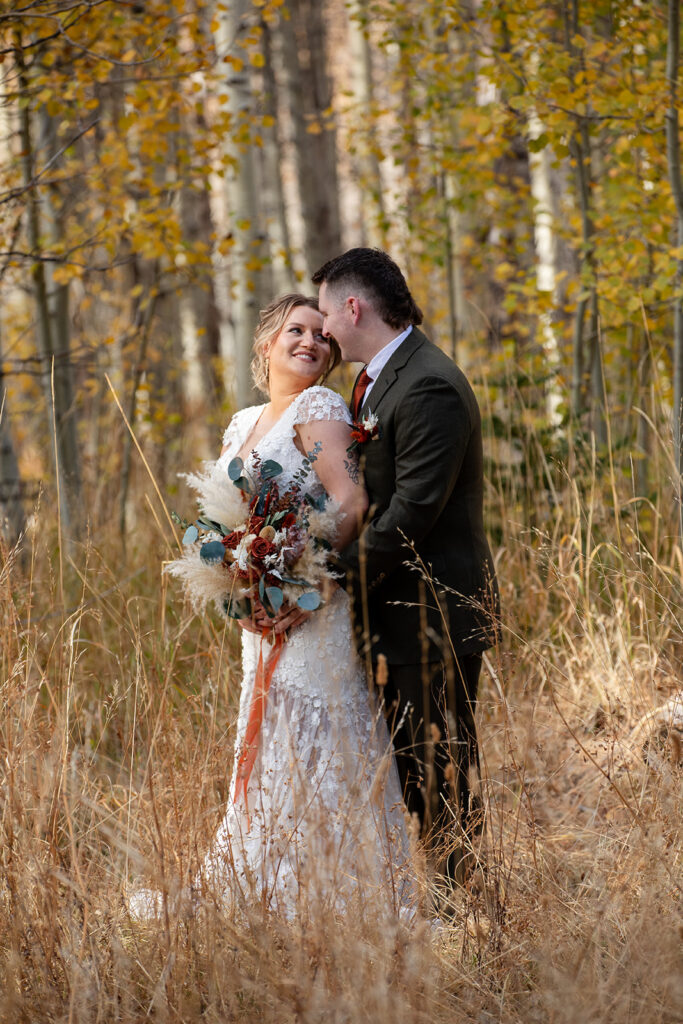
top-left (1, 435), bottom-right (681, 1023)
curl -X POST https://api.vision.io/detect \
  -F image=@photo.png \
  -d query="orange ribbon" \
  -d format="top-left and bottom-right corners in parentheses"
top-left (232, 630), bottom-right (285, 824)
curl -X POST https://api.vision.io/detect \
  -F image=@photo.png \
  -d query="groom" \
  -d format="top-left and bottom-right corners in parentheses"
top-left (312, 248), bottom-right (499, 882)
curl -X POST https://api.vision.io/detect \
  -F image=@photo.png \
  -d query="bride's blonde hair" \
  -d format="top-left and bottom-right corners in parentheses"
top-left (251, 293), bottom-right (341, 395)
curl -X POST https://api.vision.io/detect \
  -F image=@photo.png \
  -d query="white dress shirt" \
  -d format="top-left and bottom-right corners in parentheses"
top-left (362, 325), bottom-right (413, 405)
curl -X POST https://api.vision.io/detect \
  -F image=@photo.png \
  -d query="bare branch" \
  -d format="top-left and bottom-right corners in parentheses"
top-left (0, 116), bottom-right (99, 207)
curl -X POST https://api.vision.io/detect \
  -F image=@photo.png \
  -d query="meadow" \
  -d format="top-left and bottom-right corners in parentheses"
top-left (0, 413), bottom-right (681, 1024)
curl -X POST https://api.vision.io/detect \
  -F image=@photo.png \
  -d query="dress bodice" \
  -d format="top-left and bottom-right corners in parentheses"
top-left (217, 386), bottom-right (351, 501)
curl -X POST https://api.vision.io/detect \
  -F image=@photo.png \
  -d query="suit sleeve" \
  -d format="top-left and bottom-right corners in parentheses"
top-left (339, 375), bottom-right (471, 585)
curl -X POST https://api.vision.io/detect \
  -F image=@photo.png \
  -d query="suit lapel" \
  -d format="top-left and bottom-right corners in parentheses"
top-left (362, 328), bottom-right (427, 415)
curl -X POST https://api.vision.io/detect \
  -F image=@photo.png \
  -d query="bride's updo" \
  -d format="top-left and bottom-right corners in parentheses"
top-left (251, 293), bottom-right (341, 395)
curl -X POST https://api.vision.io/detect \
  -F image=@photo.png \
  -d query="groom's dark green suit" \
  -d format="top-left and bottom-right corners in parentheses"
top-left (339, 325), bottom-right (499, 863)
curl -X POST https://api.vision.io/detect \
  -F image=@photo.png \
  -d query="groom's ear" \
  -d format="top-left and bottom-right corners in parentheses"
top-left (346, 295), bottom-right (361, 323)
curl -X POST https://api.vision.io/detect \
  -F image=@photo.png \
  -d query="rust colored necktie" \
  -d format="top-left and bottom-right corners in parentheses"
top-left (351, 367), bottom-right (372, 420)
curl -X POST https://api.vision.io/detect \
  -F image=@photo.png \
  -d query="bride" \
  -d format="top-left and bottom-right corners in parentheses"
top-left (131, 294), bottom-right (414, 920)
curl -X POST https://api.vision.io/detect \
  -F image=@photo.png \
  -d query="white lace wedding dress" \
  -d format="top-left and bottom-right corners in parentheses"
top-left (198, 386), bottom-right (414, 917)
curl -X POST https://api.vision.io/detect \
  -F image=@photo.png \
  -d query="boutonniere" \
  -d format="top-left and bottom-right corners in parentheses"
top-left (346, 411), bottom-right (381, 456)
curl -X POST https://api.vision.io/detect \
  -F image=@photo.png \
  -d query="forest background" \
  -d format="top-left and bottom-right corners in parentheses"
top-left (0, 1), bottom-right (681, 1022)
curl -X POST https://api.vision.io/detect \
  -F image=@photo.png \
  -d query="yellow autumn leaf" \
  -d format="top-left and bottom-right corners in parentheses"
top-left (52, 265), bottom-right (73, 285)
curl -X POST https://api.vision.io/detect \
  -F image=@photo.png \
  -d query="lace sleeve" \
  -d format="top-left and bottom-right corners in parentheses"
top-left (291, 386), bottom-right (352, 428)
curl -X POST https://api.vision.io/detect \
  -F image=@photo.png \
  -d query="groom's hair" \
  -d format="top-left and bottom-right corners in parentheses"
top-left (312, 248), bottom-right (423, 329)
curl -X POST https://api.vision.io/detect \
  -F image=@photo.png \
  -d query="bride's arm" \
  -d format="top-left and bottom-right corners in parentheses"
top-left (295, 419), bottom-right (368, 549)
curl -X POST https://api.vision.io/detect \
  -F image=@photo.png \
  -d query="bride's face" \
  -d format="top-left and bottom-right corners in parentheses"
top-left (267, 307), bottom-right (330, 390)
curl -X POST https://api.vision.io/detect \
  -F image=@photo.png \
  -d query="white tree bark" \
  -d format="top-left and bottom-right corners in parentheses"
top-left (212, 0), bottom-right (264, 409)
top-left (0, 332), bottom-right (25, 547)
top-left (16, 36), bottom-right (81, 535)
top-left (528, 110), bottom-right (563, 425)
top-left (666, 0), bottom-right (683, 532)
top-left (348, 0), bottom-right (385, 248)
top-left (260, 17), bottom-right (295, 293)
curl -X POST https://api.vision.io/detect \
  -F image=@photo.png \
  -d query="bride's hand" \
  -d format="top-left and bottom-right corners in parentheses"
top-left (266, 578), bottom-right (339, 634)
top-left (237, 598), bottom-right (273, 634)
top-left (236, 597), bottom-right (309, 636)
top-left (238, 581), bottom-right (339, 635)
top-left (266, 604), bottom-right (311, 635)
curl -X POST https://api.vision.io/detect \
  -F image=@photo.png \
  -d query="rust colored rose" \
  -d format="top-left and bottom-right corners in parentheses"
top-left (222, 530), bottom-right (244, 549)
top-left (250, 537), bottom-right (276, 563)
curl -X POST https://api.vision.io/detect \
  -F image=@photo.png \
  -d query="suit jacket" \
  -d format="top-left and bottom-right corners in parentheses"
top-left (339, 327), bottom-right (499, 666)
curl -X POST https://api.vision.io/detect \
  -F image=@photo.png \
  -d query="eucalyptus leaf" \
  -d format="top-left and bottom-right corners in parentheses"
top-left (228, 457), bottom-right (244, 481)
top-left (258, 575), bottom-right (266, 601)
top-left (234, 476), bottom-right (253, 494)
top-left (182, 525), bottom-right (198, 545)
top-left (266, 586), bottom-right (284, 613)
top-left (261, 460), bottom-right (283, 479)
top-left (297, 591), bottom-right (321, 611)
top-left (197, 516), bottom-right (223, 532)
top-left (200, 540), bottom-right (225, 564)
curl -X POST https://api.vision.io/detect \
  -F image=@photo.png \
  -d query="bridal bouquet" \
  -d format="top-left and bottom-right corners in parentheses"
top-left (168, 443), bottom-right (340, 621)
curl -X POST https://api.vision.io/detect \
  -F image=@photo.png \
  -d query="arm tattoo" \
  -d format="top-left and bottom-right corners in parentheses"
top-left (344, 458), bottom-right (360, 485)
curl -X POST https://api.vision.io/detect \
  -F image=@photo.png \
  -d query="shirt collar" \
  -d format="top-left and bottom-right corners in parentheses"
top-left (365, 324), bottom-right (413, 381)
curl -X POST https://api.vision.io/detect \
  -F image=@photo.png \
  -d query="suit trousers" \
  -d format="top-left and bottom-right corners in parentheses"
top-left (381, 654), bottom-right (483, 863)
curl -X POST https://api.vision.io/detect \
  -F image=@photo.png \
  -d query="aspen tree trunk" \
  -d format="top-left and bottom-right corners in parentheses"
top-left (213, 0), bottom-right (265, 409)
top-left (563, 1), bottom-right (606, 447)
top-left (118, 257), bottom-right (159, 542)
top-left (441, 3), bottom-right (477, 363)
top-left (280, 0), bottom-right (342, 278)
top-left (177, 129), bottom-right (222, 421)
top-left (348, 0), bottom-right (386, 247)
top-left (666, 0), bottom-right (683, 534)
top-left (392, 12), bottom-right (422, 283)
top-left (634, 325), bottom-right (651, 499)
top-left (261, 18), bottom-right (295, 292)
top-left (16, 37), bottom-right (81, 535)
top-left (0, 326), bottom-right (25, 547)
top-left (0, 66), bottom-right (24, 545)
top-left (528, 78), bottom-right (562, 424)
top-left (38, 107), bottom-right (83, 502)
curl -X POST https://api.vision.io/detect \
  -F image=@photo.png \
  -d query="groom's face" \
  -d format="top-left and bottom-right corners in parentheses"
top-left (318, 283), bottom-right (359, 362)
